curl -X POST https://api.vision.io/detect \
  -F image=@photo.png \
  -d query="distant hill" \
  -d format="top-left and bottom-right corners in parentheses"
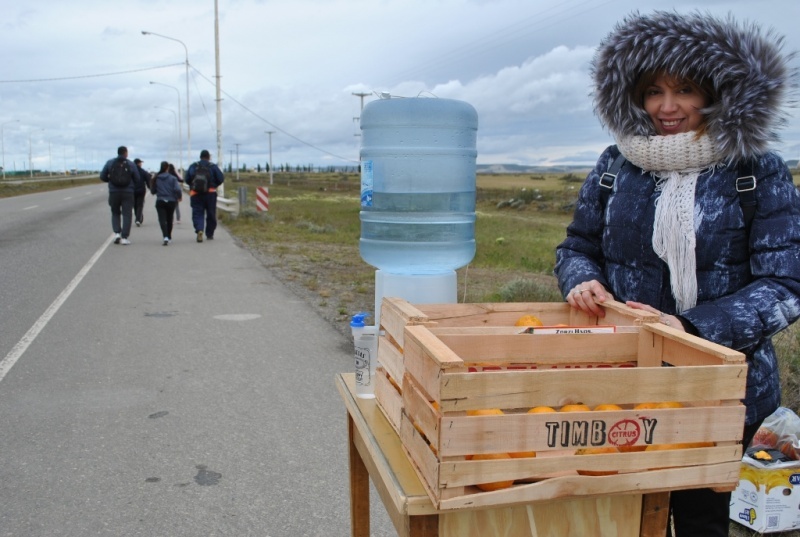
top-left (479, 158), bottom-right (800, 175)
top-left (477, 163), bottom-right (593, 174)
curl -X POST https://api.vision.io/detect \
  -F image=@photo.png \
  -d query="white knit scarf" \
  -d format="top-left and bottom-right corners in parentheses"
top-left (616, 132), bottom-right (722, 312)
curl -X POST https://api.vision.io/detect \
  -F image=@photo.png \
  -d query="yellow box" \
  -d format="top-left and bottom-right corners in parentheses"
top-left (730, 461), bottom-right (800, 533)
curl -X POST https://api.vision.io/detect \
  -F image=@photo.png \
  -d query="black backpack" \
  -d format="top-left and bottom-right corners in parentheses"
top-left (109, 158), bottom-right (131, 188)
top-left (193, 162), bottom-right (211, 194)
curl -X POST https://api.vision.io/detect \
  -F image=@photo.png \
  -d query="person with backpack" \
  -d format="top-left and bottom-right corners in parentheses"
top-left (184, 149), bottom-right (224, 243)
top-left (150, 161), bottom-right (183, 245)
top-left (100, 146), bottom-right (142, 245)
top-left (554, 11), bottom-right (800, 536)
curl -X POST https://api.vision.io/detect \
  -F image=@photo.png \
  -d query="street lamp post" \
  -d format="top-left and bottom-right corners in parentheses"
top-left (150, 81), bottom-right (183, 173)
top-left (142, 31), bottom-right (191, 169)
top-left (1, 119), bottom-right (19, 180)
top-left (154, 106), bottom-right (179, 164)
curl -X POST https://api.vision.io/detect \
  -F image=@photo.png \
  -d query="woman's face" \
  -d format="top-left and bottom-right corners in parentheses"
top-left (643, 73), bottom-right (708, 135)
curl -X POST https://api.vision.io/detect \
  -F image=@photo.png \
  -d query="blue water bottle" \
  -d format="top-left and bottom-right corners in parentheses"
top-left (359, 96), bottom-right (478, 275)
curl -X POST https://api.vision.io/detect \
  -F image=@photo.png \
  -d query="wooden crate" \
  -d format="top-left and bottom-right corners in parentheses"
top-left (375, 298), bottom-right (658, 433)
top-left (397, 321), bottom-right (747, 510)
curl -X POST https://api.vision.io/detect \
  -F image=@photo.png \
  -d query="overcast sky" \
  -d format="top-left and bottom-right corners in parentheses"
top-left (3, 0), bottom-right (800, 173)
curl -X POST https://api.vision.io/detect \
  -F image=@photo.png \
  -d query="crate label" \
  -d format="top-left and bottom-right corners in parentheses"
top-left (519, 325), bottom-right (617, 334)
top-left (545, 417), bottom-right (657, 448)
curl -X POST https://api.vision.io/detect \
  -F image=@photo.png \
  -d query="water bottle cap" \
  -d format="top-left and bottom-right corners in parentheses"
top-left (350, 312), bottom-right (370, 328)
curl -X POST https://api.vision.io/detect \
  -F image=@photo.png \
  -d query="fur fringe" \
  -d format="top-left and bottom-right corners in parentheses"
top-left (592, 10), bottom-right (798, 163)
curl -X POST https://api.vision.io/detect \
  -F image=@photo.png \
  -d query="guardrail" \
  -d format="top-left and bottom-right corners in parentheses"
top-left (180, 183), bottom-right (239, 213)
top-left (216, 196), bottom-right (239, 213)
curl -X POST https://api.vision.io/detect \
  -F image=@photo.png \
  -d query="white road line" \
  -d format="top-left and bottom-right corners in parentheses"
top-left (63, 196), bottom-right (72, 200)
top-left (23, 205), bottom-right (39, 210)
top-left (0, 235), bottom-right (113, 383)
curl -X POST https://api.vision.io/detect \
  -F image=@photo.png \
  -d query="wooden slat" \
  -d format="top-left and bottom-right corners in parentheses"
top-left (435, 332), bottom-right (641, 364)
top-left (643, 323), bottom-right (746, 364)
top-left (438, 444), bottom-right (743, 485)
top-left (377, 335), bottom-right (405, 385)
top-left (436, 461), bottom-right (742, 510)
top-left (374, 368), bottom-right (403, 433)
top-left (380, 296), bottom-right (431, 349)
top-left (437, 365), bottom-right (748, 412)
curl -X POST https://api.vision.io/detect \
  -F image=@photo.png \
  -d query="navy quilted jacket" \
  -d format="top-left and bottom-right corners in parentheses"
top-left (555, 145), bottom-right (800, 425)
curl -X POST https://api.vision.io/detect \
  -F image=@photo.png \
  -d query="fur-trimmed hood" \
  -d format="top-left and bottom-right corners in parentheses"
top-left (592, 11), bottom-right (796, 162)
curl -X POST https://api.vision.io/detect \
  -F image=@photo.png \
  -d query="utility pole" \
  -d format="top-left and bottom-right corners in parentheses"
top-left (214, 0), bottom-right (224, 197)
top-left (234, 143), bottom-right (240, 182)
top-left (352, 92), bottom-right (370, 139)
top-left (265, 131), bottom-right (275, 185)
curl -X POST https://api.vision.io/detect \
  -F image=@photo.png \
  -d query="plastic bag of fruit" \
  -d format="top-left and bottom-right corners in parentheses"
top-left (746, 407), bottom-right (800, 466)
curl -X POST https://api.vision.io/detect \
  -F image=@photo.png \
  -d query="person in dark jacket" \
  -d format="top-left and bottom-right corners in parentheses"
top-left (184, 149), bottom-right (224, 243)
top-left (555, 11), bottom-right (800, 536)
top-left (133, 158), bottom-right (151, 227)
top-left (99, 146), bottom-right (142, 245)
top-left (167, 163), bottom-right (183, 223)
top-left (150, 161), bottom-right (183, 245)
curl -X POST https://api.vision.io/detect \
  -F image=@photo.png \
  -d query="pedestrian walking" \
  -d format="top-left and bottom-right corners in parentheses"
top-left (100, 146), bottom-right (141, 245)
top-left (133, 158), bottom-right (151, 226)
top-left (184, 149), bottom-right (224, 243)
top-left (168, 162), bottom-right (183, 223)
top-left (150, 161), bottom-right (183, 245)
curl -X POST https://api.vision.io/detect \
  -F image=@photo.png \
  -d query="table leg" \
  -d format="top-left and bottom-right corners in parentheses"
top-left (640, 492), bottom-right (670, 537)
top-left (349, 414), bottom-right (371, 537)
top-left (408, 514), bottom-right (439, 536)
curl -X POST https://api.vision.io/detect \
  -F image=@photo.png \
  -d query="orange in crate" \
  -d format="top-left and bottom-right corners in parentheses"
top-left (465, 453), bottom-right (516, 491)
top-left (515, 314), bottom-right (544, 327)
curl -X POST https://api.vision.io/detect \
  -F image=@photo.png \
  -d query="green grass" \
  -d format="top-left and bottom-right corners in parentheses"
top-left (0, 176), bottom-right (97, 198)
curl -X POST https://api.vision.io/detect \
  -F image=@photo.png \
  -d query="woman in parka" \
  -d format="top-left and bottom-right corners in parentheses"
top-left (554, 11), bottom-right (800, 536)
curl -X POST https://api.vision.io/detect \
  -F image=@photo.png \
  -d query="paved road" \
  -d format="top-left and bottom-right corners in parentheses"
top-left (0, 184), bottom-right (394, 536)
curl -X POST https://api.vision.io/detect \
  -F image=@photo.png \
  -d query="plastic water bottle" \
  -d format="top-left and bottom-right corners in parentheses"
top-left (359, 96), bottom-right (478, 274)
top-left (351, 313), bottom-right (378, 399)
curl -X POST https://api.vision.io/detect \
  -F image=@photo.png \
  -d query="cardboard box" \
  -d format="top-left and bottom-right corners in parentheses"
top-left (730, 460), bottom-right (800, 533)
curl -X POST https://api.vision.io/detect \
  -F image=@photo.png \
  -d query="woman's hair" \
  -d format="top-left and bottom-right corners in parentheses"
top-left (633, 71), bottom-right (717, 137)
top-left (159, 161), bottom-right (169, 173)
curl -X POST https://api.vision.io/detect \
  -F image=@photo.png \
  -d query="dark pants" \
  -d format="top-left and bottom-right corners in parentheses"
top-left (108, 191), bottom-right (134, 238)
top-left (668, 419), bottom-right (764, 536)
top-left (155, 200), bottom-right (177, 240)
top-left (134, 191), bottom-right (146, 223)
top-left (190, 192), bottom-right (218, 238)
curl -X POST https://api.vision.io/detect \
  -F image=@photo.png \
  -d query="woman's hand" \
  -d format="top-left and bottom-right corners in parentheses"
top-left (625, 301), bottom-right (686, 332)
top-left (566, 280), bottom-right (613, 318)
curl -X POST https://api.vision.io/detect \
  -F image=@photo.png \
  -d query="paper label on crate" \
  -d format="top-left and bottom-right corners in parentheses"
top-left (519, 325), bottom-right (617, 335)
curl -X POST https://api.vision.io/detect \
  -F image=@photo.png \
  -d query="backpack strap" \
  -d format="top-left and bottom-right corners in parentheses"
top-left (736, 160), bottom-right (757, 237)
top-left (598, 147), bottom-right (627, 208)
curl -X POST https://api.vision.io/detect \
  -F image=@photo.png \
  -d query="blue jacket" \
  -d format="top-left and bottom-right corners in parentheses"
top-left (135, 166), bottom-right (152, 194)
top-left (100, 157), bottom-right (142, 193)
top-left (555, 146), bottom-right (800, 425)
top-left (150, 172), bottom-right (183, 203)
top-left (184, 159), bottom-right (224, 194)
